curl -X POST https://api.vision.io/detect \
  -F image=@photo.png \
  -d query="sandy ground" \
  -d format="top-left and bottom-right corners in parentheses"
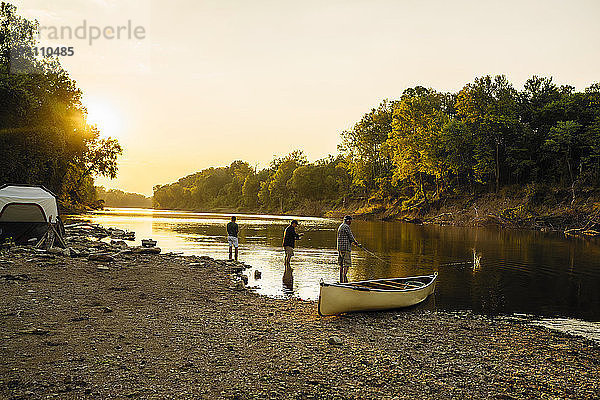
top-left (1, 242), bottom-right (600, 399)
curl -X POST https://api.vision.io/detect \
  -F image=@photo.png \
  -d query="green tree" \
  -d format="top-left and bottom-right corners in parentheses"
top-left (456, 75), bottom-right (520, 192)
top-left (0, 3), bottom-right (122, 206)
top-left (387, 87), bottom-right (452, 201)
top-left (543, 120), bottom-right (600, 204)
top-left (340, 100), bottom-right (394, 196)
top-left (268, 159), bottom-right (300, 212)
top-left (241, 174), bottom-right (260, 208)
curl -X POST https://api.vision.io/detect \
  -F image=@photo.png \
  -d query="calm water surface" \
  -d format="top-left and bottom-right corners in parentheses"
top-left (70, 208), bottom-right (600, 323)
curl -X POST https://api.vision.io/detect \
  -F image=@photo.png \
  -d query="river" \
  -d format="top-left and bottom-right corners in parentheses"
top-left (70, 208), bottom-right (600, 324)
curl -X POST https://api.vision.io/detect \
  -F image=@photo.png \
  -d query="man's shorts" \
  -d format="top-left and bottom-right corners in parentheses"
top-left (338, 250), bottom-right (351, 268)
top-left (227, 236), bottom-right (239, 248)
top-left (284, 246), bottom-right (294, 257)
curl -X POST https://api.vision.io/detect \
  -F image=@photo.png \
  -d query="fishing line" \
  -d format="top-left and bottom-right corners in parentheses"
top-left (358, 244), bottom-right (387, 262)
top-left (438, 261), bottom-right (474, 267)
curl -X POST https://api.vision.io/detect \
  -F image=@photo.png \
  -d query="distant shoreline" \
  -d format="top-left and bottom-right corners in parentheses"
top-left (133, 187), bottom-right (600, 236)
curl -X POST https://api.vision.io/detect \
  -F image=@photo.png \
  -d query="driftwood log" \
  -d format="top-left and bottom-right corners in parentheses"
top-left (564, 206), bottom-right (600, 237)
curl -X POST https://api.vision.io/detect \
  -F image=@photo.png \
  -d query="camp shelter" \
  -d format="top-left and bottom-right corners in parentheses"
top-left (0, 184), bottom-right (60, 244)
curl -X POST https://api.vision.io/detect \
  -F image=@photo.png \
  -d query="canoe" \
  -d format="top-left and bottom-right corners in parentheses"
top-left (318, 272), bottom-right (438, 316)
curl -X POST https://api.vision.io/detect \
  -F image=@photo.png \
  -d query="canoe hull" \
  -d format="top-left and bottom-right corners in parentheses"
top-left (318, 273), bottom-right (437, 316)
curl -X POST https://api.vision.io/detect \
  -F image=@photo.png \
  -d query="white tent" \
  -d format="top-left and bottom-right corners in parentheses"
top-left (0, 184), bottom-right (59, 223)
top-left (0, 185), bottom-right (63, 245)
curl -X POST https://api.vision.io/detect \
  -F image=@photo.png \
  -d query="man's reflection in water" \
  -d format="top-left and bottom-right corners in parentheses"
top-left (282, 265), bottom-right (294, 295)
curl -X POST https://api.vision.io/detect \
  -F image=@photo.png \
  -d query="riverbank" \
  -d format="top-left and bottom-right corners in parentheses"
top-left (1, 236), bottom-right (599, 399)
top-left (326, 186), bottom-right (600, 235)
top-left (148, 186), bottom-right (600, 235)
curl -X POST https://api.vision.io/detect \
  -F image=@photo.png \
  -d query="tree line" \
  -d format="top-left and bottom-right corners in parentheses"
top-left (0, 3), bottom-right (122, 208)
top-left (95, 187), bottom-right (152, 208)
top-left (153, 152), bottom-right (351, 214)
top-left (155, 75), bottom-right (600, 214)
top-left (341, 76), bottom-right (600, 207)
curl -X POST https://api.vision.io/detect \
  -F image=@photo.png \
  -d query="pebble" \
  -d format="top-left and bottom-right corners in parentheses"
top-left (328, 336), bottom-right (344, 346)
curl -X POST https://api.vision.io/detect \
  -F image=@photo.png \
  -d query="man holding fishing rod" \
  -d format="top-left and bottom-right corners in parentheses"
top-left (282, 219), bottom-right (303, 287)
top-left (337, 215), bottom-right (361, 283)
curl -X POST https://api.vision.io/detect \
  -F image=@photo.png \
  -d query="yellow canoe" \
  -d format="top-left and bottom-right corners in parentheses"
top-left (318, 272), bottom-right (438, 316)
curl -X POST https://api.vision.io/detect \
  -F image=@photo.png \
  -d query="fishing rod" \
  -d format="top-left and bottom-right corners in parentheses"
top-left (357, 244), bottom-right (387, 262)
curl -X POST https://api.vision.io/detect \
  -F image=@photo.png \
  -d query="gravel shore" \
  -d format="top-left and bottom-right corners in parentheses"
top-left (1, 239), bottom-right (599, 399)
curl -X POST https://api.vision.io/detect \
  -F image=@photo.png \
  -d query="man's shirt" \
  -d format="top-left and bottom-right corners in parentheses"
top-left (283, 225), bottom-right (300, 248)
top-left (227, 222), bottom-right (239, 237)
top-left (337, 222), bottom-right (355, 252)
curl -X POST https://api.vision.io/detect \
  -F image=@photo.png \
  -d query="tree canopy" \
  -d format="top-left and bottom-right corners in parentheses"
top-left (0, 3), bottom-right (122, 207)
top-left (155, 75), bottom-right (600, 214)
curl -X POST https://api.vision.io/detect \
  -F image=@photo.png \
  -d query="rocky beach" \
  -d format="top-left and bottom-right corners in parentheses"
top-left (1, 225), bottom-right (599, 399)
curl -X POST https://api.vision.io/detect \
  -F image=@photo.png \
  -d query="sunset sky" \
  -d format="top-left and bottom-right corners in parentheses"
top-left (12, 0), bottom-right (600, 195)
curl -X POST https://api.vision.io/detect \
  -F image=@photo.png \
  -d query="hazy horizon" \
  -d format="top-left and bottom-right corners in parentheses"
top-left (12, 0), bottom-right (600, 195)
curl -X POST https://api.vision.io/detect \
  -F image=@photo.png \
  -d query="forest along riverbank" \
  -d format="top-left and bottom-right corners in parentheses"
top-left (328, 188), bottom-right (600, 236)
top-left (1, 227), bottom-right (599, 399)
top-left (148, 187), bottom-right (600, 236)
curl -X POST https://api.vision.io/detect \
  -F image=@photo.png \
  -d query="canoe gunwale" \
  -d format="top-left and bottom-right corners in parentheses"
top-left (320, 272), bottom-right (437, 293)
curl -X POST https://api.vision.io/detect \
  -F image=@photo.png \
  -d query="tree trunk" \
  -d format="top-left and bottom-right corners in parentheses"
top-left (495, 140), bottom-right (500, 193)
top-left (567, 156), bottom-right (575, 206)
top-left (420, 173), bottom-right (429, 205)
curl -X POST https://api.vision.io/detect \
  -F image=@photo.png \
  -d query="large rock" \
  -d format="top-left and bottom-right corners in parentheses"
top-left (110, 240), bottom-right (128, 248)
top-left (133, 247), bottom-right (161, 254)
top-left (88, 253), bottom-right (115, 262)
top-left (109, 228), bottom-right (125, 238)
top-left (66, 247), bottom-right (84, 257)
top-left (141, 239), bottom-right (157, 248)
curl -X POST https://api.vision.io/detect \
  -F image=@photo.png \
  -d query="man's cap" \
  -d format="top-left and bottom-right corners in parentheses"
top-left (291, 219), bottom-right (299, 225)
top-left (344, 215), bottom-right (353, 221)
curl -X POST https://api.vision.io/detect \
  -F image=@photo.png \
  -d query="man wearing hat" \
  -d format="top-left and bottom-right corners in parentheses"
top-left (337, 215), bottom-right (360, 283)
top-left (283, 219), bottom-right (303, 280)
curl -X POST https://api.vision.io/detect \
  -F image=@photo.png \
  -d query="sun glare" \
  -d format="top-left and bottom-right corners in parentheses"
top-left (85, 98), bottom-right (123, 139)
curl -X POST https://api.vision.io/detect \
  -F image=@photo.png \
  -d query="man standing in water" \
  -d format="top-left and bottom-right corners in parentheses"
top-left (227, 216), bottom-right (239, 261)
top-left (337, 215), bottom-right (360, 283)
top-left (282, 220), bottom-right (303, 285)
